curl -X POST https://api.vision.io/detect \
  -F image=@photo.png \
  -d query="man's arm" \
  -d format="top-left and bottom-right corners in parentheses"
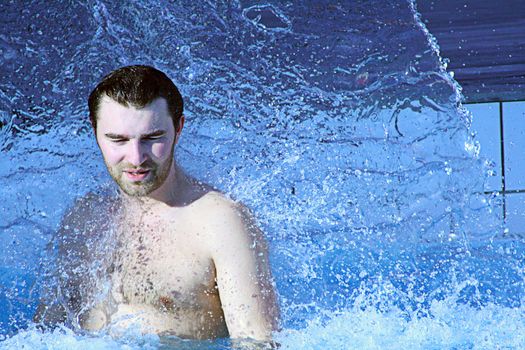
top-left (210, 199), bottom-right (279, 341)
top-left (34, 193), bottom-right (112, 329)
top-left (33, 198), bottom-right (85, 328)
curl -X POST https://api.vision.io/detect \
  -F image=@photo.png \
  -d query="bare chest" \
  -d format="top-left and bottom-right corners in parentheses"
top-left (111, 222), bottom-right (217, 311)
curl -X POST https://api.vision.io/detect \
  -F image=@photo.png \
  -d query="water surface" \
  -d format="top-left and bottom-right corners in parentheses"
top-left (0, 0), bottom-right (523, 349)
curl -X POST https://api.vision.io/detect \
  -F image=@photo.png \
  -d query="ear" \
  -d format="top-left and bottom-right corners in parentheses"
top-left (175, 115), bottom-right (185, 143)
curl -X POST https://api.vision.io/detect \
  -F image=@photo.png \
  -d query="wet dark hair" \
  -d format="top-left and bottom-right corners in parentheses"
top-left (88, 65), bottom-right (184, 133)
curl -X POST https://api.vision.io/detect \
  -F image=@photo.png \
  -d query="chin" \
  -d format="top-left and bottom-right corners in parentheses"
top-left (116, 178), bottom-right (156, 197)
top-left (121, 184), bottom-right (157, 197)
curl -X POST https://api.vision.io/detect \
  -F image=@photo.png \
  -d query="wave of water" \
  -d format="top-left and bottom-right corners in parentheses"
top-left (0, 0), bottom-right (522, 349)
top-left (4, 293), bottom-right (525, 350)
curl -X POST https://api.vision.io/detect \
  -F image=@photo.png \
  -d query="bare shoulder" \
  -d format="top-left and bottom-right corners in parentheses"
top-left (57, 190), bottom-right (118, 257)
top-left (193, 191), bottom-right (254, 228)
top-left (194, 191), bottom-right (242, 213)
top-left (62, 191), bottom-right (117, 227)
top-left (58, 192), bottom-right (117, 240)
top-left (190, 191), bottom-right (266, 253)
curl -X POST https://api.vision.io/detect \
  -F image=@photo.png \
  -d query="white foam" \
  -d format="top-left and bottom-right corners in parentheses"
top-left (0, 326), bottom-right (160, 350)
top-left (276, 299), bottom-right (525, 350)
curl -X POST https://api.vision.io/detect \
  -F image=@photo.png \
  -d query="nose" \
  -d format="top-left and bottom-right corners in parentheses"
top-left (126, 140), bottom-right (147, 166)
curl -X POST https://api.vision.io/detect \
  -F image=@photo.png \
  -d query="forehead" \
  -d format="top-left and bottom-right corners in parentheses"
top-left (96, 96), bottom-right (173, 134)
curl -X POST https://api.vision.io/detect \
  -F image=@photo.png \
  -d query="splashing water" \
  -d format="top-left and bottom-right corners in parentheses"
top-left (0, 0), bottom-right (523, 349)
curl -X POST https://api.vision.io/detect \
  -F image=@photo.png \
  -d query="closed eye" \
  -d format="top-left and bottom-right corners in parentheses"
top-left (143, 136), bottom-right (163, 141)
top-left (105, 135), bottom-right (129, 143)
top-left (142, 131), bottom-right (166, 141)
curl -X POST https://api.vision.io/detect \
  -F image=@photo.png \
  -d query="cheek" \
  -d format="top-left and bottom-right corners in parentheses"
top-left (99, 143), bottom-right (122, 165)
top-left (151, 142), bottom-right (171, 159)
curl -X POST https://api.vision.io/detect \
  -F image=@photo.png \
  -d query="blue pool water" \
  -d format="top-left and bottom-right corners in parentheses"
top-left (1, 0), bottom-right (524, 349)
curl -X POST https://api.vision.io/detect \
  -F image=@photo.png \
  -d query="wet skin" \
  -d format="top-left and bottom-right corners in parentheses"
top-left (35, 97), bottom-right (279, 341)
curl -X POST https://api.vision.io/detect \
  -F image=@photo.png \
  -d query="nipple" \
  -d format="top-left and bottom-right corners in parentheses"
top-left (158, 295), bottom-right (175, 312)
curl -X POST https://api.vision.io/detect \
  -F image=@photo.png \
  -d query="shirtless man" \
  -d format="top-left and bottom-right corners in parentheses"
top-left (34, 65), bottom-right (279, 342)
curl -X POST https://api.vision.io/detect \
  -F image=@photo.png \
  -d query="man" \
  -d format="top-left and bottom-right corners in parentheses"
top-left (34, 65), bottom-right (279, 342)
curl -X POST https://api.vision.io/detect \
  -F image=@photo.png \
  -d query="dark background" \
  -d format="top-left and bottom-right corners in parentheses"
top-left (418, 0), bottom-right (525, 102)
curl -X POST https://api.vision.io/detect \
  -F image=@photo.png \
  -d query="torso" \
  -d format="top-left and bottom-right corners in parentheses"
top-left (81, 191), bottom-right (230, 339)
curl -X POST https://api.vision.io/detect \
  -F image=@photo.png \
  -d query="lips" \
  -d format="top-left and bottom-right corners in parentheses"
top-left (123, 168), bottom-right (151, 181)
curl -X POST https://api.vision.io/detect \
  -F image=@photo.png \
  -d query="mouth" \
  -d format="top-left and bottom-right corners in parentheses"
top-left (123, 168), bottom-right (151, 181)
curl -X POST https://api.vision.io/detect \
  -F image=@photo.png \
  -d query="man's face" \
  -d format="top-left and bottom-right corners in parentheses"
top-left (95, 96), bottom-right (181, 197)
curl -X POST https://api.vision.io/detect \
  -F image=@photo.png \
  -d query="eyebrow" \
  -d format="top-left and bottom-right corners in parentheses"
top-left (104, 130), bottom-right (167, 139)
